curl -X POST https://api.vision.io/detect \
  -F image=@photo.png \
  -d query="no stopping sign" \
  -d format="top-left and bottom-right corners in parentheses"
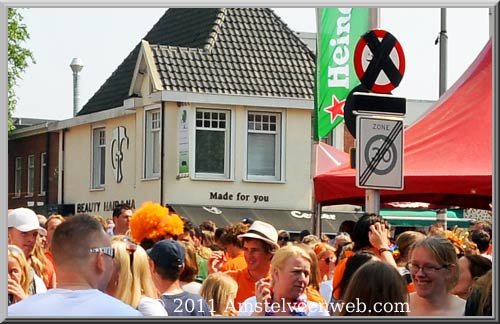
top-left (354, 29), bottom-right (405, 94)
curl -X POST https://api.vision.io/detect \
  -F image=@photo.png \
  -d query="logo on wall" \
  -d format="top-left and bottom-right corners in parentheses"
top-left (111, 126), bottom-right (129, 183)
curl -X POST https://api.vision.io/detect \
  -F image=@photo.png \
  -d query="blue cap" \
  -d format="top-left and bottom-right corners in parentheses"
top-left (147, 239), bottom-right (185, 269)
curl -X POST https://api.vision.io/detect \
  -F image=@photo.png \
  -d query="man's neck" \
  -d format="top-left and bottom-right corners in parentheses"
top-left (56, 269), bottom-right (95, 290)
top-left (159, 279), bottom-right (184, 295)
top-left (248, 267), bottom-right (269, 281)
top-left (114, 227), bottom-right (128, 236)
top-left (56, 280), bottom-right (94, 290)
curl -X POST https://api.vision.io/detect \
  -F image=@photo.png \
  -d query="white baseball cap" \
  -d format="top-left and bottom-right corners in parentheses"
top-left (8, 208), bottom-right (47, 236)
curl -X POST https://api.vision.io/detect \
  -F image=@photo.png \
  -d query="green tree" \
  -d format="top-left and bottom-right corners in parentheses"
top-left (8, 8), bottom-right (35, 131)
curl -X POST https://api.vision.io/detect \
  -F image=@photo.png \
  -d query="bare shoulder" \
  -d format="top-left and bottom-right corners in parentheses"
top-left (407, 292), bottom-right (420, 315)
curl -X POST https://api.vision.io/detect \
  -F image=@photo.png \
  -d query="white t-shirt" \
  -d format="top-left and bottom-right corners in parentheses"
top-left (8, 288), bottom-right (143, 317)
top-left (33, 272), bottom-right (48, 294)
top-left (137, 296), bottom-right (168, 316)
top-left (181, 281), bottom-right (202, 295)
top-left (319, 279), bottom-right (333, 304)
top-left (238, 296), bottom-right (330, 316)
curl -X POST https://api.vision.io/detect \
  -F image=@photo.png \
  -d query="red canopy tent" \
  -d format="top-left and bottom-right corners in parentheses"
top-left (314, 141), bottom-right (350, 176)
top-left (314, 39), bottom-right (492, 210)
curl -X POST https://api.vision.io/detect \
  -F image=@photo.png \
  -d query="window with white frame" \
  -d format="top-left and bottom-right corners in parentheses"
top-left (195, 109), bottom-right (231, 179)
top-left (27, 155), bottom-right (35, 196)
top-left (246, 111), bottom-right (282, 181)
top-left (40, 152), bottom-right (47, 195)
top-left (14, 157), bottom-right (22, 197)
top-left (92, 127), bottom-right (106, 189)
top-left (144, 108), bottom-right (161, 179)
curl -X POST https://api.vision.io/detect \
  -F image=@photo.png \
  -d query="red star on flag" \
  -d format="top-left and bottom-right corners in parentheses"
top-left (324, 94), bottom-right (346, 123)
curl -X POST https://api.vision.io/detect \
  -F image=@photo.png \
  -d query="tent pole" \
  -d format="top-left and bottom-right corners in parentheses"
top-left (365, 189), bottom-right (380, 215)
top-left (312, 202), bottom-right (322, 236)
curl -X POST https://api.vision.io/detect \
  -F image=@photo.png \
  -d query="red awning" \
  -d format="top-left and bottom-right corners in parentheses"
top-left (314, 142), bottom-right (349, 176)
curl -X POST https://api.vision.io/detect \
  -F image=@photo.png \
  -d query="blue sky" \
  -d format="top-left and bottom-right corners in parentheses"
top-left (12, 7), bottom-right (491, 120)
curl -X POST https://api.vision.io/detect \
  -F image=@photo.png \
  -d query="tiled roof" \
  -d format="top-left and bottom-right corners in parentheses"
top-left (78, 8), bottom-right (315, 116)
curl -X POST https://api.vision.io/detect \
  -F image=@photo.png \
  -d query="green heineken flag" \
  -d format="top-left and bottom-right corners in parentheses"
top-left (315, 8), bottom-right (370, 140)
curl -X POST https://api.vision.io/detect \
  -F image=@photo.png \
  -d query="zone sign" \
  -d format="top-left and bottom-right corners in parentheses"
top-left (356, 114), bottom-right (404, 190)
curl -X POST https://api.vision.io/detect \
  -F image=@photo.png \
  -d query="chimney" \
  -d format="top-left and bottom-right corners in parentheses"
top-left (70, 58), bottom-right (84, 117)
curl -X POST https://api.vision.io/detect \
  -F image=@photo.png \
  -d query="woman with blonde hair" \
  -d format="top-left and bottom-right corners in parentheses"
top-left (238, 245), bottom-right (329, 316)
top-left (295, 243), bottom-right (326, 305)
top-left (312, 242), bottom-right (337, 303)
top-left (8, 245), bottom-right (31, 305)
top-left (28, 237), bottom-right (55, 290)
top-left (407, 236), bottom-right (465, 316)
top-left (106, 236), bottom-right (167, 316)
top-left (200, 272), bottom-right (238, 316)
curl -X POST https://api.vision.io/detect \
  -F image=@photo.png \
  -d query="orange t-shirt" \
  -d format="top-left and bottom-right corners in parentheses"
top-left (221, 251), bottom-right (247, 272)
top-left (225, 268), bottom-right (269, 311)
top-left (332, 250), bottom-right (354, 300)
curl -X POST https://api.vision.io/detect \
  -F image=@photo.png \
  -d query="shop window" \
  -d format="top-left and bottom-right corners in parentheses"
top-left (194, 109), bottom-right (231, 179)
top-left (14, 157), bottom-right (22, 197)
top-left (246, 111), bottom-right (282, 181)
top-left (27, 155), bottom-right (35, 196)
top-left (40, 152), bottom-right (47, 195)
top-left (144, 108), bottom-right (161, 179)
top-left (92, 127), bottom-right (106, 189)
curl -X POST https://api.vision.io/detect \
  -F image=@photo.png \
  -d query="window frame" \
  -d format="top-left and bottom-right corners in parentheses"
top-left (91, 126), bottom-right (106, 189)
top-left (193, 108), bottom-right (233, 180)
top-left (245, 109), bottom-right (285, 182)
top-left (144, 105), bottom-right (162, 180)
top-left (40, 152), bottom-right (47, 196)
top-left (14, 157), bottom-right (22, 197)
top-left (26, 154), bottom-right (35, 196)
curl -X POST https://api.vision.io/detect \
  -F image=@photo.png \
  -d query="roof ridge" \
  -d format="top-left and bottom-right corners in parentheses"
top-left (203, 8), bottom-right (226, 51)
top-left (153, 44), bottom-right (206, 54)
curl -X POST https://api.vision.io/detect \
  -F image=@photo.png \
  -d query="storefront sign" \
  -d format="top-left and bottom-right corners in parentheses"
top-left (209, 191), bottom-right (269, 203)
top-left (291, 210), bottom-right (338, 220)
top-left (75, 199), bottom-right (136, 214)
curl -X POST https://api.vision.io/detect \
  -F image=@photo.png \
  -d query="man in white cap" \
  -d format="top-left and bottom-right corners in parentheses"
top-left (8, 213), bottom-right (143, 316)
top-left (8, 207), bottom-right (48, 295)
top-left (224, 220), bottom-right (279, 311)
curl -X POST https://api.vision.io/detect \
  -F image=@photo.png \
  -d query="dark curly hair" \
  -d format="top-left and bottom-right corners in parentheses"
top-left (351, 213), bottom-right (390, 251)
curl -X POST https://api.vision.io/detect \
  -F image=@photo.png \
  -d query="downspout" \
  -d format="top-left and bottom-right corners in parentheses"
top-left (160, 103), bottom-right (165, 206)
top-left (61, 129), bottom-right (65, 205)
top-left (45, 130), bottom-right (50, 207)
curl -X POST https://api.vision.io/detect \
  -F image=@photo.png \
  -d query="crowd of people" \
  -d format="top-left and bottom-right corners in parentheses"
top-left (7, 202), bottom-right (493, 317)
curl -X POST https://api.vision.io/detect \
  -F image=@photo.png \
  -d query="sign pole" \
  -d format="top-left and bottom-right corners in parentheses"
top-left (365, 189), bottom-right (380, 214)
top-left (314, 202), bottom-right (322, 236)
top-left (311, 8), bottom-right (321, 236)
